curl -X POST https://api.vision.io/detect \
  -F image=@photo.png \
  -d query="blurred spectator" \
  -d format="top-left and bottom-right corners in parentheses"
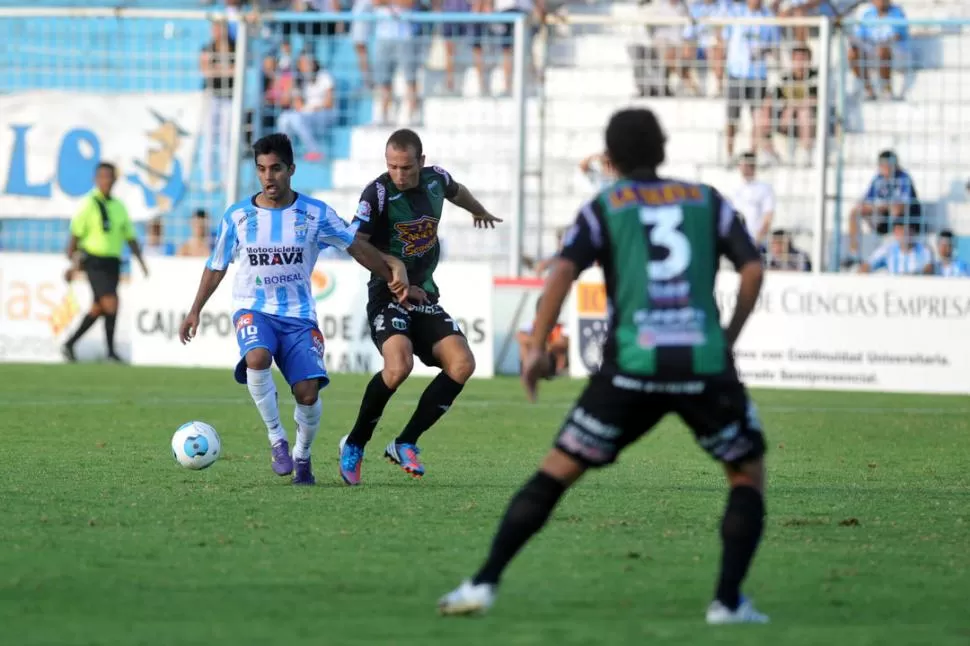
top-left (755, 44), bottom-right (817, 167)
top-left (143, 218), bottom-right (176, 257)
top-left (765, 228), bottom-right (811, 271)
top-left (860, 219), bottom-right (932, 275)
top-left (351, 0), bottom-right (375, 88)
top-left (178, 210), bottom-right (213, 257)
top-left (517, 297), bottom-right (569, 379)
top-left (932, 230), bottom-right (970, 277)
top-left (732, 151), bottom-right (776, 247)
top-left (578, 152), bottom-right (616, 192)
top-left (628, 0), bottom-right (690, 98)
top-left (199, 20), bottom-right (236, 191)
top-left (848, 0), bottom-right (909, 101)
top-left (490, 0), bottom-right (544, 96)
top-left (436, 0), bottom-right (473, 94)
top-left (278, 54), bottom-right (337, 162)
top-left (523, 226), bottom-right (566, 275)
top-left (374, 0), bottom-right (423, 126)
top-left (723, 0), bottom-right (781, 165)
top-left (279, 1), bottom-right (345, 61)
top-left (264, 47), bottom-right (297, 127)
top-left (848, 149), bottom-right (921, 258)
top-left (682, 0), bottom-right (729, 97)
top-left (778, 0), bottom-right (826, 43)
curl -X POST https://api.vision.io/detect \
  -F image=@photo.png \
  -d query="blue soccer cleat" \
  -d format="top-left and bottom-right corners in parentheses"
top-left (339, 434), bottom-right (364, 486)
top-left (384, 441), bottom-right (425, 478)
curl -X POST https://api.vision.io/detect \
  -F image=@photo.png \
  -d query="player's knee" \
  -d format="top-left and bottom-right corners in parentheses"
top-left (382, 358), bottom-right (413, 389)
top-left (245, 348), bottom-right (272, 371)
top-left (292, 384), bottom-right (318, 406)
top-left (100, 296), bottom-right (118, 316)
top-left (445, 352), bottom-right (475, 384)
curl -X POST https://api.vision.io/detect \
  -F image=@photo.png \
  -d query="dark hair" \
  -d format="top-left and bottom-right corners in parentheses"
top-left (605, 109), bottom-right (666, 175)
top-left (878, 149), bottom-right (898, 165)
top-left (792, 45), bottom-right (812, 58)
top-left (253, 133), bottom-right (294, 167)
top-left (96, 162), bottom-right (116, 174)
top-left (939, 229), bottom-right (954, 239)
top-left (771, 228), bottom-right (788, 237)
top-left (193, 209), bottom-right (208, 220)
top-left (386, 129), bottom-right (423, 159)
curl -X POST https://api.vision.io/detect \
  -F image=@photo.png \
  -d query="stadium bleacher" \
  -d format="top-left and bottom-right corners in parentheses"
top-left (2, 0), bottom-right (970, 269)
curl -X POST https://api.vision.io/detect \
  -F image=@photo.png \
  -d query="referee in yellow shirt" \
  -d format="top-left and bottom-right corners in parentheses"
top-left (63, 162), bottom-right (149, 362)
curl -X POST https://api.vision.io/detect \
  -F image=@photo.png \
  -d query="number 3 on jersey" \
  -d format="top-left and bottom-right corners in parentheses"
top-left (639, 205), bottom-right (691, 281)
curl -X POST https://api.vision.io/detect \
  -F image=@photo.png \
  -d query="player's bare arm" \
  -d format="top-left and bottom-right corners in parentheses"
top-left (521, 257), bottom-right (576, 401)
top-left (179, 267), bottom-right (227, 344)
top-left (724, 261), bottom-right (764, 348)
top-left (347, 235), bottom-right (410, 304)
top-left (447, 183), bottom-right (503, 229)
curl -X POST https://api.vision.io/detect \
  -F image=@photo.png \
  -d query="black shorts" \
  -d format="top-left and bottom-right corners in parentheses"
top-left (82, 255), bottom-right (121, 301)
top-left (727, 77), bottom-right (768, 123)
top-left (367, 300), bottom-right (465, 368)
top-left (554, 373), bottom-right (767, 468)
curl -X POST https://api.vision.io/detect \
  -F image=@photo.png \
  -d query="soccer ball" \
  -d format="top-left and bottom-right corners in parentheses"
top-left (171, 421), bottom-right (222, 470)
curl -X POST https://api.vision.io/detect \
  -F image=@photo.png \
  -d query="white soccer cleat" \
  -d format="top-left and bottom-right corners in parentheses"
top-left (705, 597), bottom-right (770, 625)
top-left (437, 580), bottom-right (496, 616)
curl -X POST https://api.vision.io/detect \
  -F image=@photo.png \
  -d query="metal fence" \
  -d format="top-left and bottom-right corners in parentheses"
top-left (2, 6), bottom-right (970, 276)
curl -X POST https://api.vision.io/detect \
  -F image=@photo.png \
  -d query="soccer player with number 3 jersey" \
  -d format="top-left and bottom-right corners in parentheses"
top-left (178, 134), bottom-right (409, 486)
top-left (439, 109), bottom-right (771, 625)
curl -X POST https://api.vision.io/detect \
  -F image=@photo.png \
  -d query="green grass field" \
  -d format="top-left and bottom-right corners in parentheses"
top-left (1, 364), bottom-right (968, 646)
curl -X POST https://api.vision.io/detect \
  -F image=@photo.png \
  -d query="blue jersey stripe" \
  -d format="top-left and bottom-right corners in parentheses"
top-left (296, 283), bottom-right (313, 320)
top-left (252, 287), bottom-right (267, 312)
top-left (275, 286), bottom-right (289, 317)
top-left (270, 210), bottom-right (283, 244)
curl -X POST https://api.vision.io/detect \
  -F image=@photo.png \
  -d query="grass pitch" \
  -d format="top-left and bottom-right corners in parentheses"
top-left (1, 364), bottom-right (968, 645)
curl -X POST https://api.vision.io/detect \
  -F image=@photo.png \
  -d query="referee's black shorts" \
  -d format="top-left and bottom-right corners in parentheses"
top-left (82, 254), bottom-right (121, 300)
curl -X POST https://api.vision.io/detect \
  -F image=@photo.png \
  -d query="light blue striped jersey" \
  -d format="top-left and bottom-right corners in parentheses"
top-left (206, 192), bottom-right (357, 322)
top-left (724, 3), bottom-right (781, 80)
top-left (935, 258), bottom-right (970, 278)
top-left (685, 0), bottom-right (729, 43)
top-left (867, 240), bottom-right (933, 275)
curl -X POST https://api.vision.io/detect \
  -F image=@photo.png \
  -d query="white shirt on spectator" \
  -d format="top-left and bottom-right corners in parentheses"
top-left (494, 0), bottom-right (533, 12)
top-left (374, 5), bottom-right (414, 40)
top-left (649, 0), bottom-right (689, 46)
top-left (302, 71), bottom-right (334, 112)
top-left (732, 180), bottom-right (776, 241)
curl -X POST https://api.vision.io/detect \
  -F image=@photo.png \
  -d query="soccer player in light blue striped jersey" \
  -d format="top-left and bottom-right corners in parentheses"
top-left (178, 133), bottom-right (409, 485)
top-left (860, 219), bottom-right (933, 276)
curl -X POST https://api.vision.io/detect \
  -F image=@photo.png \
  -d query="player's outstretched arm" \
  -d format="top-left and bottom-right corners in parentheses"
top-left (347, 236), bottom-right (410, 304)
top-left (448, 183), bottom-right (503, 229)
top-left (179, 267), bottom-right (227, 344)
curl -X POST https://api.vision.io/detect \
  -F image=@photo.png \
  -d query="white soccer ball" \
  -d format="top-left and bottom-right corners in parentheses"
top-left (171, 421), bottom-right (222, 470)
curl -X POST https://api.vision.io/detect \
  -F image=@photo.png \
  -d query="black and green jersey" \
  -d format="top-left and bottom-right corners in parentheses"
top-left (352, 166), bottom-right (459, 303)
top-left (560, 172), bottom-right (761, 380)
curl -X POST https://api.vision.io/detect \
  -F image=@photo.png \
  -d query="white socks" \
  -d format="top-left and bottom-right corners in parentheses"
top-left (293, 399), bottom-right (322, 460)
top-left (246, 368), bottom-right (286, 446)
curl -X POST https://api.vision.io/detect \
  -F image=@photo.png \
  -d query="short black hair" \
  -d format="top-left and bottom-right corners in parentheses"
top-left (386, 128), bottom-right (423, 159)
top-left (96, 162), bottom-right (116, 174)
top-left (792, 45), bottom-right (812, 58)
top-left (193, 209), bottom-right (208, 220)
top-left (878, 149), bottom-right (898, 164)
top-left (771, 228), bottom-right (789, 237)
top-left (253, 133), bottom-right (294, 167)
top-left (605, 109), bottom-right (666, 175)
top-left (939, 229), bottom-right (954, 239)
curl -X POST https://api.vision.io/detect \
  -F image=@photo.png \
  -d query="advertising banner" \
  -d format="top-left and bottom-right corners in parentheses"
top-left (568, 268), bottom-right (970, 395)
top-left (0, 91), bottom-right (204, 221)
top-left (130, 258), bottom-right (495, 377)
top-left (0, 253), bottom-right (132, 363)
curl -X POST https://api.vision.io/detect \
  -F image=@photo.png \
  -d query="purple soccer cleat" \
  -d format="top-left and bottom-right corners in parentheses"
top-left (292, 457), bottom-right (315, 485)
top-left (271, 440), bottom-right (294, 476)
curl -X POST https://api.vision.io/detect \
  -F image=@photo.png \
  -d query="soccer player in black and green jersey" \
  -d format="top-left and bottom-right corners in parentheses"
top-left (339, 129), bottom-right (502, 485)
top-left (439, 109), bottom-right (771, 625)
